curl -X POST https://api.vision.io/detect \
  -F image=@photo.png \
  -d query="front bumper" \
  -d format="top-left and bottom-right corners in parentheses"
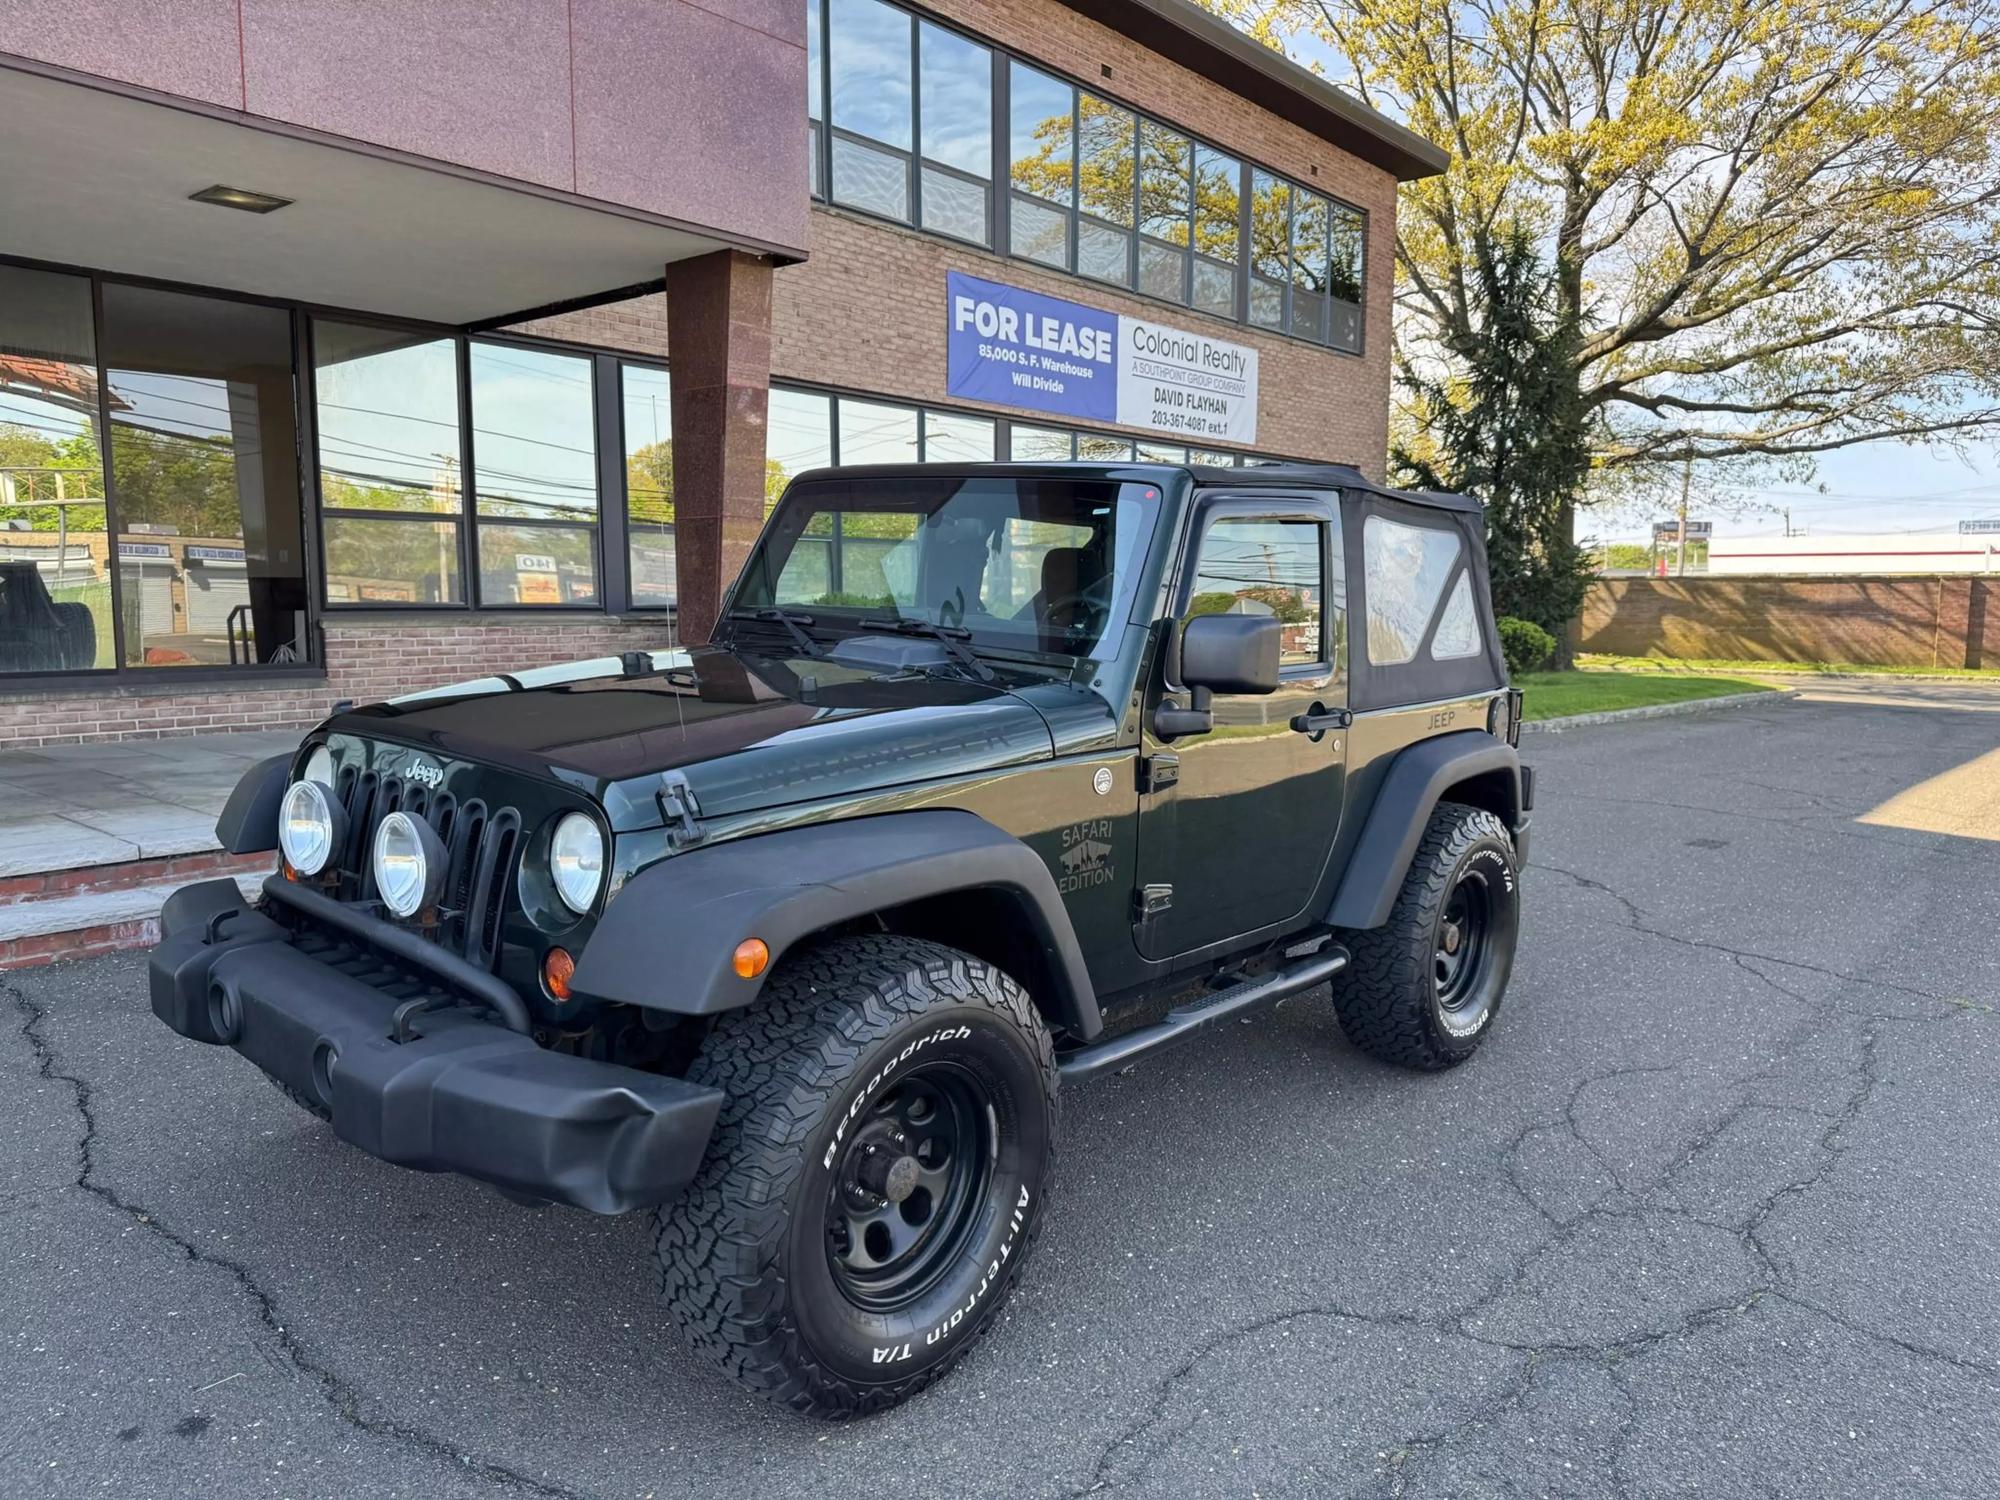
top-left (149, 879), bottom-right (723, 1214)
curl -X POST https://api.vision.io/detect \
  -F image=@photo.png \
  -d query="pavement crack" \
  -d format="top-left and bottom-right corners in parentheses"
top-left (6, 980), bottom-right (600, 1500)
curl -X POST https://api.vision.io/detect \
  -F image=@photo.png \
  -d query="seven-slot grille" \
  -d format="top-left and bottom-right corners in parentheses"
top-left (329, 763), bottom-right (522, 969)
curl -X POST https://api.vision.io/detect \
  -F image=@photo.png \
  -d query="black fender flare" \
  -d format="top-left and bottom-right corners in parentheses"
top-left (1326, 731), bottom-right (1523, 930)
top-left (569, 810), bottom-right (1103, 1040)
top-left (215, 753), bottom-right (295, 854)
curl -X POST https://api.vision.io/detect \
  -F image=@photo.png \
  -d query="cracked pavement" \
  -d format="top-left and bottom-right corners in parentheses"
top-left (6, 678), bottom-right (2000, 1498)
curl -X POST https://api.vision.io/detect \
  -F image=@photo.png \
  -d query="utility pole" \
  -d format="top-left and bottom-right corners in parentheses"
top-left (1783, 507), bottom-right (1792, 538)
top-left (1677, 455), bottom-right (1692, 577)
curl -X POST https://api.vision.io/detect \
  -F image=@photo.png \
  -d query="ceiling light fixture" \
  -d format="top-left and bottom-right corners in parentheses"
top-left (188, 184), bottom-right (293, 214)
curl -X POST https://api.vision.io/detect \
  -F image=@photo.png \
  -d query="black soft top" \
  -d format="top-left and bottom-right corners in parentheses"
top-left (1180, 461), bottom-right (1481, 516)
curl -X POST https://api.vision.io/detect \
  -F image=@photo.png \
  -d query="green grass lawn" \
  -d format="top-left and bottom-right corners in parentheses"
top-left (1578, 653), bottom-right (2000, 680)
top-left (1517, 668), bottom-right (1776, 721)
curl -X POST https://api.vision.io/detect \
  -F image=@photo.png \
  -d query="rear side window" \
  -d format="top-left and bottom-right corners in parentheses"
top-left (1363, 515), bottom-right (1461, 665)
top-left (1429, 572), bottom-right (1483, 660)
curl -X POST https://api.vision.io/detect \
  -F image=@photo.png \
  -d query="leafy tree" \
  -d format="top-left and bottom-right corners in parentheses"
top-left (1394, 225), bottom-right (1594, 657)
top-left (1202, 0), bottom-right (2000, 498)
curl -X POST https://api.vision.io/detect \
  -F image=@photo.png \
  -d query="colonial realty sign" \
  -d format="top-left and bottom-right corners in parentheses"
top-left (945, 271), bottom-right (1258, 444)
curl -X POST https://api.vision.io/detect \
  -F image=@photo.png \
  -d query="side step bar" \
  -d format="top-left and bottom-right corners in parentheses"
top-left (1057, 946), bottom-right (1349, 1084)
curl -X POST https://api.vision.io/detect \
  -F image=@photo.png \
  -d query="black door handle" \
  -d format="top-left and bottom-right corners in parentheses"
top-left (1289, 702), bottom-right (1352, 739)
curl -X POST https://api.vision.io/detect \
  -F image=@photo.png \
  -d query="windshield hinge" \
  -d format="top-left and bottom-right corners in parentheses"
top-left (657, 771), bottom-right (706, 850)
top-left (1138, 753), bottom-right (1179, 794)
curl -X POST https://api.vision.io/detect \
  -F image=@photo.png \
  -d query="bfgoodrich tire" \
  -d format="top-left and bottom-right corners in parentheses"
top-left (1332, 801), bottom-right (1519, 1071)
top-left (654, 934), bottom-right (1058, 1417)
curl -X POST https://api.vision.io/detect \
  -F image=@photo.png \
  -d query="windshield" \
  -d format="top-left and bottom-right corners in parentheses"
top-left (733, 475), bottom-right (1159, 659)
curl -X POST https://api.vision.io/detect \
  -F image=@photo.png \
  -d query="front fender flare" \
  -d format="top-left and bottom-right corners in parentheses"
top-left (1327, 732), bottom-right (1522, 930)
top-left (215, 753), bottom-right (294, 855)
top-left (570, 810), bottom-right (1102, 1040)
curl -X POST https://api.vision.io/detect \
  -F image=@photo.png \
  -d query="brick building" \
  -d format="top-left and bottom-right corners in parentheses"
top-left (0, 0), bottom-right (1444, 747)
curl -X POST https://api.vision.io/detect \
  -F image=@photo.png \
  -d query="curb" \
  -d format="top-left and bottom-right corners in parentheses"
top-left (1522, 688), bottom-right (1795, 733)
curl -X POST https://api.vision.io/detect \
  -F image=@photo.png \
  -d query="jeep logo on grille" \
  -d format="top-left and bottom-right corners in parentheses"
top-left (407, 759), bottom-right (444, 789)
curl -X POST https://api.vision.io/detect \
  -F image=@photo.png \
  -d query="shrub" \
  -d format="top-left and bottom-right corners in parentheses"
top-left (1499, 616), bottom-right (1556, 676)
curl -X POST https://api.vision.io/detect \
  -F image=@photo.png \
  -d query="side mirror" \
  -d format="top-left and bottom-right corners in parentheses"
top-left (1154, 614), bottom-right (1283, 740)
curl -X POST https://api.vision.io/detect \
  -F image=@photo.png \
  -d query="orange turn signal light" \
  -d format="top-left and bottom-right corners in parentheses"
top-left (732, 938), bottom-right (770, 979)
top-left (543, 947), bottom-right (575, 1000)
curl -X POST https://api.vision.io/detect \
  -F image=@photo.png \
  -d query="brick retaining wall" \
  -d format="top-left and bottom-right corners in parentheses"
top-left (1579, 576), bottom-right (2000, 669)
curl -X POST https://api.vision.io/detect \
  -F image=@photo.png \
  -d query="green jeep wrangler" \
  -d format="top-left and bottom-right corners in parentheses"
top-left (151, 461), bottom-right (1532, 1416)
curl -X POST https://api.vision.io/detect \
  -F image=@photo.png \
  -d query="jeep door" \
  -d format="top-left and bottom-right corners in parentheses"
top-left (1133, 493), bottom-right (1348, 960)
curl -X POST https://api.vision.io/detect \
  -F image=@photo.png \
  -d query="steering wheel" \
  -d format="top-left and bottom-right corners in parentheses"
top-left (1034, 572), bottom-right (1117, 644)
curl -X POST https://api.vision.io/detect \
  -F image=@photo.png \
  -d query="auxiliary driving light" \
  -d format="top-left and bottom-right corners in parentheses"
top-left (372, 811), bottom-right (447, 918)
top-left (278, 778), bottom-right (344, 877)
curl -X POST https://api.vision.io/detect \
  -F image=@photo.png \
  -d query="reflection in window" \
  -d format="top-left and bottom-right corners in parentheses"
top-left (0, 265), bottom-right (111, 673)
top-left (102, 284), bottom-right (305, 667)
top-left (1290, 191), bottom-right (1330, 343)
top-left (1187, 517), bottom-right (1323, 665)
top-left (1430, 571), bottom-right (1482, 659)
top-left (1010, 62), bottom-right (1074, 269)
top-left (1076, 432), bottom-right (1135, 461)
top-left (922, 409), bottom-right (996, 462)
top-left (1137, 121), bottom-right (1192, 303)
top-left (1192, 148), bottom-right (1242, 319)
top-left (1076, 94), bottom-right (1135, 286)
top-left (829, 0), bottom-right (914, 221)
top-left (470, 342), bottom-right (597, 606)
top-left (1364, 515), bottom-right (1462, 665)
top-left (1010, 425), bottom-right (1074, 461)
top-left (1249, 171), bottom-right (1290, 330)
top-left (1138, 442), bottom-right (1189, 463)
top-left (838, 398), bottom-right (920, 465)
top-left (1329, 202), bottom-right (1366, 352)
top-left (315, 320), bottom-right (464, 605)
top-left (622, 364), bottom-right (674, 607)
top-left (919, 22), bottom-right (991, 243)
top-left (767, 387), bottom-right (833, 515)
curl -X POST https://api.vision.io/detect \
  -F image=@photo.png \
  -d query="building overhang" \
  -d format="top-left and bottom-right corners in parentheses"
top-left (0, 58), bottom-right (796, 328)
top-left (1058, 0), bottom-right (1451, 182)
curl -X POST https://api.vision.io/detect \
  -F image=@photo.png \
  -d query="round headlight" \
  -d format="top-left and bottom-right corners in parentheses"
top-left (302, 744), bottom-right (335, 788)
top-left (550, 813), bottom-right (605, 914)
top-left (372, 811), bottom-right (446, 919)
top-left (278, 779), bottom-right (344, 876)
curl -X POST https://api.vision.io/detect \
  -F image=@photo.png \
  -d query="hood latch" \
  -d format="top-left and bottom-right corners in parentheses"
top-left (658, 771), bottom-right (706, 850)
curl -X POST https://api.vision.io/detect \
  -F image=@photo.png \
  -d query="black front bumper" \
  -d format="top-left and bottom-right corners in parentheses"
top-left (149, 879), bottom-right (723, 1214)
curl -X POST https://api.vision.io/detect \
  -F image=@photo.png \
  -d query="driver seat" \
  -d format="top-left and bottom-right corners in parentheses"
top-left (1038, 546), bottom-right (1106, 640)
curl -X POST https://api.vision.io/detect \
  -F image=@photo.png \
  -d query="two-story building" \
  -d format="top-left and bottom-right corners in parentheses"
top-left (0, 0), bottom-right (1445, 747)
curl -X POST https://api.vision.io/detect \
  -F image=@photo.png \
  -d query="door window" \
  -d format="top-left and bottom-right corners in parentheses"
top-left (1185, 517), bottom-right (1324, 666)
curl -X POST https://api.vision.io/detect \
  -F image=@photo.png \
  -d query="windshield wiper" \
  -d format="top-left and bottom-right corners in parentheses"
top-left (859, 617), bottom-right (997, 683)
top-left (729, 607), bottom-right (824, 659)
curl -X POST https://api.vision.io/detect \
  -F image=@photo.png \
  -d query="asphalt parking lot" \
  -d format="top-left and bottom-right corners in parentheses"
top-left (7, 679), bottom-right (2000, 1499)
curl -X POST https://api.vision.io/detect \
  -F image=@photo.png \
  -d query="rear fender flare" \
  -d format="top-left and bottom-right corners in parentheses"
top-left (1327, 732), bottom-right (1522, 930)
top-left (569, 810), bottom-right (1103, 1041)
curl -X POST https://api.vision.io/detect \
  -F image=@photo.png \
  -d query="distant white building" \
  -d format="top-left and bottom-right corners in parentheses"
top-left (1708, 534), bottom-right (2000, 575)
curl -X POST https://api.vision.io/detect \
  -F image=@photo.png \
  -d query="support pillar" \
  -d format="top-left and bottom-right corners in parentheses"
top-left (664, 249), bottom-right (774, 644)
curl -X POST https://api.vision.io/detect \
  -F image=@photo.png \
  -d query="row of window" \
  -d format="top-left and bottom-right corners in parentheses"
top-left (806, 0), bottom-right (1366, 353)
top-left (0, 260), bottom-right (1292, 680)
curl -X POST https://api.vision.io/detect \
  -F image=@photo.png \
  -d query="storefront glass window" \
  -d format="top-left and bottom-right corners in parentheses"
top-left (769, 387), bottom-right (835, 509)
top-left (101, 284), bottom-right (305, 667)
top-left (838, 398), bottom-right (920, 466)
top-left (921, 409), bottom-right (996, 463)
top-left (0, 265), bottom-right (111, 674)
top-left (1076, 432), bottom-right (1135, 461)
top-left (919, 22), bottom-right (992, 244)
top-left (314, 320), bottom-right (464, 605)
top-left (1076, 94), bottom-right (1136, 286)
top-left (1290, 190), bottom-right (1330, 344)
top-left (1009, 62), bottom-right (1074, 269)
top-left (829, 0), bottom-right (914, 222)
top-left (470, 342), bottom-right (598, 606)
top-left (807, 0), bottom-right (824, 197)
top-left (622, 363), bottom-right (674, 607)
top-left (1329, 202), bottom-right (1366, 353)
top-left (1138, 441), bottom-right (1189, 463)
top-left (1010, 425), bottom-right (1073, 461)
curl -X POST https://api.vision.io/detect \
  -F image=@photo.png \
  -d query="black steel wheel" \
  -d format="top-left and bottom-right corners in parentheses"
top-left (655, 934), bottom-right (1057, 1417)
top-left (1332, 801), bottom-right (1520, 1070)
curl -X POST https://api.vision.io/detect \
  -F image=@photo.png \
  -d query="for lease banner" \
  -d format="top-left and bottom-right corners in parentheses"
top-left (945, 271), bottom-right (1259, 445)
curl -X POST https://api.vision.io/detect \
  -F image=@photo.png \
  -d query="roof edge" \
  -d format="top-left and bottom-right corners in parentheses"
top-left (1055, 0), bottom-right (1450, 181)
